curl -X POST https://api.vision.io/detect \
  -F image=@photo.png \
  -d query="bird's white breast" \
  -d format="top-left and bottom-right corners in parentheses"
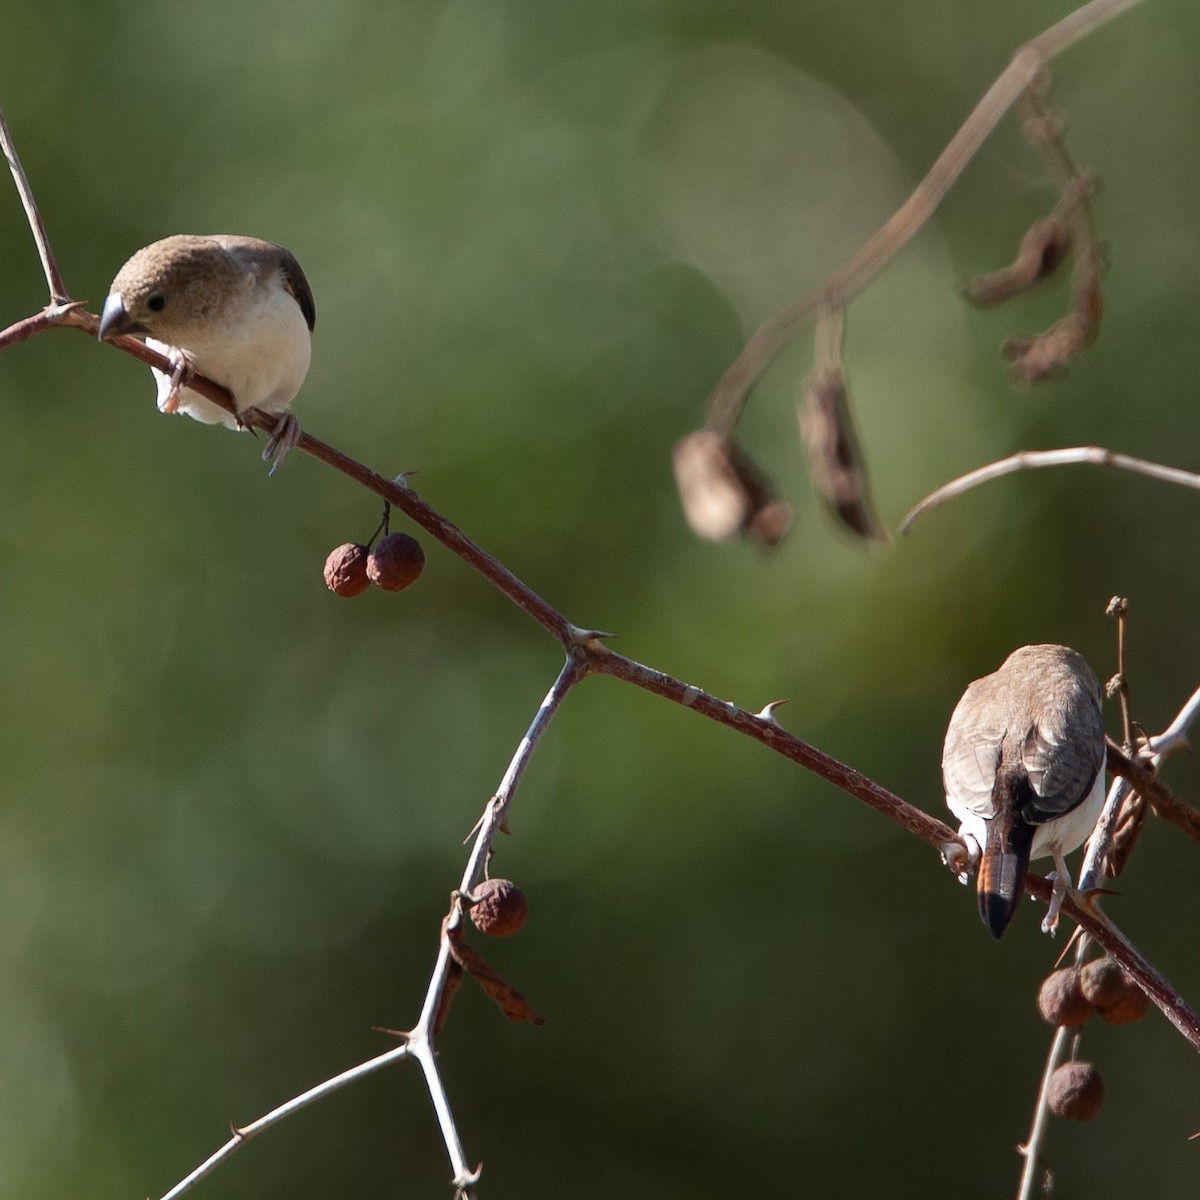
top-left (149, 276), bottom-right (312, 429)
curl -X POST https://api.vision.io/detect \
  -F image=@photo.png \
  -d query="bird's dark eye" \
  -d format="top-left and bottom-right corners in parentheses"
top-left (147, 293), bottom-right (167, 312)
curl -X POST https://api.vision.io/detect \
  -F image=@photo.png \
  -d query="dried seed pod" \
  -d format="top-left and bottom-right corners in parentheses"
top-left (1103, 790), bottom-right (1146, 879)
top-left (798, 367), bottom-right (886, 543)
top-left (1037, 968), bottom-right (1093, 1029)
top-left (469, 878), bottom-right (528, 938)
top-left (367, 532), bottom-right (426, 591)
top-left (1047, 1061), bottom-right (1105, 1121)
top-left (672, 430), bottom-right (792, 548)
top-left (963, 216), bottom-right (1072, 309)
top-left (1001, 260), bottom-right (1103, 385)
top-left (323, 543), bottom-right (371, 598)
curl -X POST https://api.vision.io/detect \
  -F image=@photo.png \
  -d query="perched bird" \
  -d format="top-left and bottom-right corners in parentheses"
top-left (942, 644), bottom-right (1106, 938)
top-left (98, 234), bottom-right (315, 473)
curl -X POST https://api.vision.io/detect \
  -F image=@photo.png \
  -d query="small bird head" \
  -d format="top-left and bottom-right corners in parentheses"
top-left (98, 235), bottom-right (251, 343)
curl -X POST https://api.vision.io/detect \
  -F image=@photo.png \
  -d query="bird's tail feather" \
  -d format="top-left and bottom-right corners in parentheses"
top-left (977, 772), bottom-right (1036, 938)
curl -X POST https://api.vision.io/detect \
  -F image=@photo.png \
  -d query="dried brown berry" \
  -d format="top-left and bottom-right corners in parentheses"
top-left (1080, 958), bottom-right (1129, 1010)
top-left (1081, 958), bottom-right (1149, 1025)
top-left (1037, 968), bottom-right (1093, 1029)
top-left (323, 543), bottom-right (371, 598)
top-left (469, 878), bottom-right (528, 938)
top-left (1097, 983), bottom-right (1149, 1026)
top-left (1047, 1061), bottom-right (1105, 1121)
top-left (367, 532), bottom-right (425, 592)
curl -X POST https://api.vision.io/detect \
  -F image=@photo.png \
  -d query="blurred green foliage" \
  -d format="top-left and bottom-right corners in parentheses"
top-left (2, 1), bottom-right (1199, 1196)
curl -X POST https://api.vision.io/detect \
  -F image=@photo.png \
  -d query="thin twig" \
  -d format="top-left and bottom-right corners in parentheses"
top-left (1017, 1024), bottom-right (1070, 1200)
top-left (1105, 597), bottom-right (1134, 749)
top-left (1016, 756), bottom-right (1125, 1198)
top-left (409, 1035), bottom-right (480, 1197)
top-left (1018, 76), bottom-right (1101, 250)
top-left (899, 446), bottom-right (1200, 534)
top-left (1107, 740), bottom-right (1200, 845)
top-left (1099, 599), bottom-right (1145, 878)
top-left (0, 106), bottom-right (69, 303)
top-left (157, 653), bottom-right (586, 1200)
top-left (413, 652), bottom-right (586, 1042)
top-left (155, 1042), bottom-right (411, 1200)
top-left (0, 303), bottom-right (88, 351)
top-left (1147, 686), bottom-right (1200, 758)
top-left (1017, 679), bottom-right (1200, 1197)
top-left (378, 651), bottom-right (587, 1192)
top-left (705, 0), bottom-right (1146, 434)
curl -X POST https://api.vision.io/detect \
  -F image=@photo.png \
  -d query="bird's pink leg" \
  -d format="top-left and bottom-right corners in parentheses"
top-left (1040, 852), bottom-right (1072, 936)
top-left (157, 347), bottom-right (190, 413)
top-left (261, 412), bottom-right (302, 476)
top-left (941, 829), bottom-right (980, 886)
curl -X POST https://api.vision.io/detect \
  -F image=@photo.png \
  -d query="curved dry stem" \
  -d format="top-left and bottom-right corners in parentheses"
top-left (0, 106), bottom-right (69, 302)
top-left (706, 0), bottom-right (1146, 433)
top-left (900, 446), bottom-right (1200, 535)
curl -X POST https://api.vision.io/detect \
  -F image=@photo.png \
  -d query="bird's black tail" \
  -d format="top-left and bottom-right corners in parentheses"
top-left (977, 770), bottom-right (1037, 939)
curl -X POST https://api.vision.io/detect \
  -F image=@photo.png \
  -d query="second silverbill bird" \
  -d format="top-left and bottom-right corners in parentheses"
top-left (942, 644), bottom-right (1106, 938)
top-left (98, 235), bottom-right (315, 473)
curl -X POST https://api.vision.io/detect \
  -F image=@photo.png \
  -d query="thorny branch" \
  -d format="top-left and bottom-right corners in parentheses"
top-left (1018, 637), bottom-right (1200, 1199)
top-left (156, 652), bottom-right (585, 1200)
top-left (156, 1042), bottom-right (413, 1200)
top-left (2, 5), bottom-right (1195, 1197)
top-left (1107, 739), bottom-right (1200, 845)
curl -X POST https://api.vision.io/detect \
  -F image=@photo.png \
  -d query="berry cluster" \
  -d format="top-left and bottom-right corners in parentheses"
top-left (1036, 957), bottom-right (1149, 1120)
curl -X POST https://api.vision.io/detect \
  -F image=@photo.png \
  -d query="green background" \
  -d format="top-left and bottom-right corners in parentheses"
top-left (1, 1), bottom-right (1198, 1196)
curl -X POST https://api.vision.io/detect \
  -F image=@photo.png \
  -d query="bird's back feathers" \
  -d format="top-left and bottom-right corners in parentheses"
top-left (942, 644), bottom-right (1106, 938)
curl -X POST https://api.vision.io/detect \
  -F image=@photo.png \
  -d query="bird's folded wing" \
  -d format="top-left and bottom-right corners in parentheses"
top-left (1020, 696), bottom-right (1103, 821)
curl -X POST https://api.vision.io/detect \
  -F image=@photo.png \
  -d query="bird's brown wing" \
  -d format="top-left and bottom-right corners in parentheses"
top-left (214, 235), bottom-right (316, 332)
top-left (941, 679), bottom-right (1007, 817)
top-left (276, 249), bottom-right (316, 332)
top-left (1018, 688), bottom-right (1104, 823)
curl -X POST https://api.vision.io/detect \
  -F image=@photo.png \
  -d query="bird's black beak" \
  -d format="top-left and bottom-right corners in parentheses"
top-left (98, 292), bottom-right (145, 340)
